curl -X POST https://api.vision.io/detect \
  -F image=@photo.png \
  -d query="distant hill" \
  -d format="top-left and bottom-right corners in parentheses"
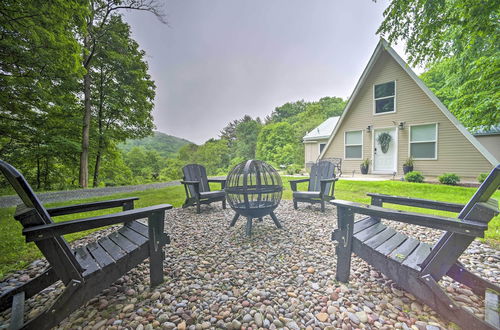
top-left (119, 131), bottom-right (194, 158)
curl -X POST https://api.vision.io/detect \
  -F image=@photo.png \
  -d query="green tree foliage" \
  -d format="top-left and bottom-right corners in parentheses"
top-left (120, 131), bottom-right (192, 158)
top-left (90, 16), bottom-right (156, 187)
top-left (78, 0), bottom-right (165, 188)
top-left (191, 139), bottom-right (230, 175)
top-left (234, 116), bottom-right (262, 159)
top-left (257, 97), bottom-right (346, 166)
top-left (266, 100), bottom-right (308, 124)
top-left (123, 147), bottom-right (164, 182)
top-left (0, 0), bottom-right (86, 189)
top-left (377, 0), bottom-right (499, 128)
top-left (256, 122), bottom-right (297, 166)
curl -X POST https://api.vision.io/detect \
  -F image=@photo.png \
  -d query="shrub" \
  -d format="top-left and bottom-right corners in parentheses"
top-left (405, 171), bottom-right (424, 183)
top-left (477, 173), bottom-right (488, 183)
top-left (438, 173), bottom-right (460, 185)
top-left (286, 164), bottom-right (302, 175)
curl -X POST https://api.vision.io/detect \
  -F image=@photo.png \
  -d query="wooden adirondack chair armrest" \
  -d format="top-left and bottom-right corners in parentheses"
top-left (332, 200), bottom-right (488, 237)
top-left (289, 178), bottom-right (310, 191)
top-left (181, 180), bottom-right (200, 185)
top-left (367, 193), bottom-right (465, 212)
top-left (23, 204), bottom-right (173, 242)
top-left (46, 197), bottom-right (139, 216)
top-left (208, 178), bottom-right (226, 189)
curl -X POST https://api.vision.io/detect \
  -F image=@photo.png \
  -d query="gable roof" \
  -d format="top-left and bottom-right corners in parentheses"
top-left (303, 116), bottom-right (340, 141)
top-left (319, 38), bottom-right (498, 165)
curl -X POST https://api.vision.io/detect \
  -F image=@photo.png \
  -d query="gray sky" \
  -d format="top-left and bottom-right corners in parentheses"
top-left (124, 0), bottom-right (408, 144)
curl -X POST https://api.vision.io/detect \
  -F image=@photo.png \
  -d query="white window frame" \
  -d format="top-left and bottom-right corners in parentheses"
top-left (344, 130), bottom-right (363, 160)
top-left (373, 80), bottom-right (397, 115)
top-left (408, 123), bottom-right (438, 160)
top-left (318, 143), bottom-right (326, 154)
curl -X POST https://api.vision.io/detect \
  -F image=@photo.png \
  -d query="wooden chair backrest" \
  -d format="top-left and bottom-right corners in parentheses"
top-left (0, 160), bottom-right (83, 284)
top-left (420, 164), bottom-right (500, 278)
top-left (308, 161), bottom-right (336, 193)
top-left (183, 164), bottom-right (210, 197)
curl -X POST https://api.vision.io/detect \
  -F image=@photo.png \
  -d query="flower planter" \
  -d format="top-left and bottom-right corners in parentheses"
top-left (360, 165), bottom-right (369, 174)
top-left (403, 165), bottom-right (414, 174)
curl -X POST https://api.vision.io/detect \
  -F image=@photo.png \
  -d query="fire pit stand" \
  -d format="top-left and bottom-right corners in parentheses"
top-left (225, 160), bottom-right (283, 236)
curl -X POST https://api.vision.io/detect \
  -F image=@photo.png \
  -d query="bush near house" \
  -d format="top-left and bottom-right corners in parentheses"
top-left (405, 171), bottom-right (424, 183)
top-left (438, 173), bottom-right (460, 185)
top-left (477, 173), bottom-right (488, 183)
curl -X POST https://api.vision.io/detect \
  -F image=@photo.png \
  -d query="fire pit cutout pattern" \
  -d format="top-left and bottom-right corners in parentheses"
top-left (226, 159), bottom-right (283, 236)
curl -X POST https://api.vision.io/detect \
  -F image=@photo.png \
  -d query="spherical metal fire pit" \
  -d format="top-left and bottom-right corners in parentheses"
top-left (226, 159), bottom-right (283, 236)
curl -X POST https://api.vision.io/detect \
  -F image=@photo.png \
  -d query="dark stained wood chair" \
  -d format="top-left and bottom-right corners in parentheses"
top-left (290, 160), bottom-right (338, 212)
top-left (0, 160), bottom-right (172, 330)
top-left (181, 164), bottom-right (226, 214)
top-left (332, 164), bottom-right (500, 329)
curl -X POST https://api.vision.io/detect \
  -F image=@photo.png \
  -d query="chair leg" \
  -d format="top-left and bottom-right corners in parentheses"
top-left (0, 268), bottom-right (57, 312)
top-left (229, 213), bottom-right (240, 227)
top-left (293, 200), bottom-right (298, 210)
top-left (270, 212), bottom-right (282, 229)
top-left (245, 217), bottom-right (253, 236)
top-left (196, 201), bottom-right (201, 214)
top-left (148, 210), bottom-right (166, 287)
top-left (22, 279), bottom-right (83, 330)
top-left (321, 200), bottom-right (325, 212)
top-left (222, 199), bottom-right (226, 209)
top-left (334, 206), bottom-right (354, 283)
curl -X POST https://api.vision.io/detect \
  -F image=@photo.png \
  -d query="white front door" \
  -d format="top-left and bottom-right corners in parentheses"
top-left (373, 127), bottom-right (397, 173)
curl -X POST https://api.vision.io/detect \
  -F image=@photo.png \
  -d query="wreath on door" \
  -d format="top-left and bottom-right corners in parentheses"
top-left (377, 132), bottom-right (392, 153)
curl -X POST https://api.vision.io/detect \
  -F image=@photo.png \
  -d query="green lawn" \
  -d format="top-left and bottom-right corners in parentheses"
top-left (0, 178), bottom-right (498, 279)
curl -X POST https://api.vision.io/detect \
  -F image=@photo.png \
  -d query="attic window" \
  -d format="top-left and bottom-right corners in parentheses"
top-left (374, 81), bottom-right (396, 114)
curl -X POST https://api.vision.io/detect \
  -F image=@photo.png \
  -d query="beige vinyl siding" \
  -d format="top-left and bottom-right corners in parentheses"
top-left (323, 50), bottom-right (493, 178)
top-left (475, 135), bottom-right (500, 162)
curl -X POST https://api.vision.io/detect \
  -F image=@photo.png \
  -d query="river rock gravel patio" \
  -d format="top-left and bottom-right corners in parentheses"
top-left (0, 201), bottom-right (499, 329)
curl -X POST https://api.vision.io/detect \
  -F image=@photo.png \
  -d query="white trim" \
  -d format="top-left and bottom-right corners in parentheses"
top-left (344, 130), bottom-right (363, 160)
top-left (373, 80), bottom-right (396, 115)
top-left (408, 122), bottom-right (438, 160)
top-left (318, 38), bottom-right (498, 165)
top-left (372, 126), bottom-right (398, 174)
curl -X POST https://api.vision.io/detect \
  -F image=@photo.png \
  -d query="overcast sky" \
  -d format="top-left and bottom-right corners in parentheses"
top-left (124, 0), bottom-right (410, 144)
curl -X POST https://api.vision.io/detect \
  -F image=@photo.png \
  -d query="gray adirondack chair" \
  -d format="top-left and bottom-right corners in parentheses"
top-left (332, 164), bottom-right (500, 329)
top-left (290, 160), bottom-right (338, 212)
top-left (181, 164), bottom-right (226, 213)
top-left (0, 160), bottom-right (172, 330)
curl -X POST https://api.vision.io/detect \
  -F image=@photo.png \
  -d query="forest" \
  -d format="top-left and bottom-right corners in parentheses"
top-left (1, 0), bottom-right (498, 192)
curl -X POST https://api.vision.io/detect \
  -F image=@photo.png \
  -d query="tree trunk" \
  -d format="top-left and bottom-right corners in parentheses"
top-left (93, 146), bottom-right (102, 187)
top-left (80, 71), bottom-right (91, 188)
top-left (36, 157), bottom-right (41, 190)
top-left (93, 68), bottom-right (105, 188)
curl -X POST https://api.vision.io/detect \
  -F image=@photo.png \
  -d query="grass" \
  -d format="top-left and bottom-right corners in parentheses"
top-left (0, 177), bottom-right (498, 279)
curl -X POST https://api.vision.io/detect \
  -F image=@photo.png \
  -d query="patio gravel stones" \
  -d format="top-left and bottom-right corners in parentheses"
top-left (1, 201), bottom-right (499, 329)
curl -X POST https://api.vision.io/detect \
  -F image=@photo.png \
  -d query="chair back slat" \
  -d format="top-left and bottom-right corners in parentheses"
top-left (458, 164), bottom-right (500, 220)
top-left (0, 160), bottom-right (84, 283)
top-left (183, 164), bottom-right (210, 197)
top-left (308, 161), bottom-right (335, 193)
top-left (419, 165), bottom-right (500, 278)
